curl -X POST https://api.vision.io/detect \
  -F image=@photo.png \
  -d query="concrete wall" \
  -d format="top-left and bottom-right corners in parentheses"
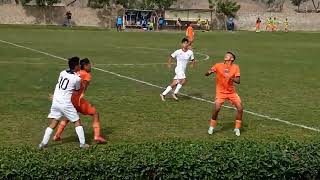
top-left (0, 4), bottom-right (116, 27)
top-left (0, 4), bottom-right (320, 31)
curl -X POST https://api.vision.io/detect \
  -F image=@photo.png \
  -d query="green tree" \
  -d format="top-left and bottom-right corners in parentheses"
top-left (208, 0), bottom-right (215, 9)
top-left (153, 0), bottom-right (176, 9)
top-left (35, 0), bottom-right (60, 6)
top-left (88, 0), bottom-right (110, 8)
top-left (290, 0), bottom-right (306, 11)
top-left (139, 0), bottom-right (155, 9)
top-left (216, 0), bottom-right (240, 18)
top-left (116, 0), bottom-right (141, 9)
top-left (310, 0), bottom-right (320, 12)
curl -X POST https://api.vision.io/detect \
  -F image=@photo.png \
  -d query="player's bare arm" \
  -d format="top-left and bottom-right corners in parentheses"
top-left (190, 59), bottom-right (196, 68)
top-left (205, 70), bottom-right (213, 76)
top-left (167, 56), bottom-right (174, 68)
top-left (230, 76), bottom-right (240, 84)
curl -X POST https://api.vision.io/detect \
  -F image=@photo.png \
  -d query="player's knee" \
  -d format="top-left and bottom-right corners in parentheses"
top-left (237, 106), bottom-right (243, 113)
top-left (88, 107), bottom-right (97, 116)
top-left (60, 119), bottom-right (69, 126)
top-left (74, 120), bottom-right (82, 127)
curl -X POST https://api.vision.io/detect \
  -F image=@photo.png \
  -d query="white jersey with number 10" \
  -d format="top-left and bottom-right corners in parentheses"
top-left (52, 70), bottom-right (81, 104)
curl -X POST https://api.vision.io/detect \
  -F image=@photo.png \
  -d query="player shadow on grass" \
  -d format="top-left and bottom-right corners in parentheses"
top-left (50, 127), bottom-right (112, 147)
top-left (216, 121), bottom-right (246, 134)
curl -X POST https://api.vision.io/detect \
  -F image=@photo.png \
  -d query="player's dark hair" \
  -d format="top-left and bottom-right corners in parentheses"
top-left (80, 58), bottom-right (90, 70)
top-left (227, 51), bottom-right (236, 60)
top-left (68, 56), bottom-right (80, 70)
top-left (182, 38), bottom-right (189, 43)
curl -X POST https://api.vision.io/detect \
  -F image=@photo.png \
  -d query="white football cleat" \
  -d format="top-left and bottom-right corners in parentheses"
top-left (160, 94), bottom-right (166, 101)
top-left (208, 127), bottom-right (214, 135)
top-left (38, 143), bottom-right (48, 150)
top-left (172, 94), bottom-right (179, 101)
top-left (234, 128), bottom-right (241, 137)
top-left (80, 144), bottom-right (90, 149)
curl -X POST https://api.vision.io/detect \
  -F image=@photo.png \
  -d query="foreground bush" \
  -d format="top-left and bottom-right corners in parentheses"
top-left (0, 140), bottom-right (319, 179)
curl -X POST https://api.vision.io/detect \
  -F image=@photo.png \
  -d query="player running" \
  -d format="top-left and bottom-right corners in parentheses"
top-left (266, 17), bottom-right (272, 31)
top-left (53, 58), bottom-right (106, 143)
top-left (39, 57), bottom-right (89, 149)
top-left (186, 23), bottom-right (194, 46)
top-left (160, 38), bottom-right (195, 101)
top-left (255, 17), bottom-right (261, 32)
top-left (205, 52), bottom-right (243, 136)
top-left (272, 17), bottom-right (278, 31)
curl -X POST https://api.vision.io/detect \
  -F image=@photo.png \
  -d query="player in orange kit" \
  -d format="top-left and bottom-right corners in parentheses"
top-left (53, 58), bottom-right (106, 143)
top-left (186, 23), bottom-right (194, 47)
top-left (205, 52), bottom-right (243, 136)
top-left (256, 17), bottom-right (261, 32)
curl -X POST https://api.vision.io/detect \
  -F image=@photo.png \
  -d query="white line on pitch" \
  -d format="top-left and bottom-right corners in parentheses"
top-left (1, 39), bottom-right (319, 133)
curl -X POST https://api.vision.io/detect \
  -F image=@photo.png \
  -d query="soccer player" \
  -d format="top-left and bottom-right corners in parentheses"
top-left (160, 38), bottom-right (195, 101)
top-left (255, 17), bottom-right (261, 32)
top-left (272, 17), bottom-right (278, 31)
top-left (205, 52), bottom-right (243, 136)
top-left (39, 57), bottom-right (88, 149)
top-left (284, 18), bottom-right (289, 32)
top-left (186, 23), bottom-right (194, 46)
top-left (265, 17), bottom-right (272, 31)
top-left (53, 58), bottom-right (106, 143)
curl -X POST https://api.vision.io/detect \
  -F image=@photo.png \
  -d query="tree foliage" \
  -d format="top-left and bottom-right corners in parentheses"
top-left (115, 0), bottom-right (176, 9)
top-left (290, 0), bottom-right (306, 11)
top-left (216, 0), bottom-right (240, 17)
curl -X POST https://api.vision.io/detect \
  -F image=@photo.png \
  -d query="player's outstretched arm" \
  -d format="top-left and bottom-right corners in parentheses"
top-left (205, 70), bottom-right (213, 76)
top-left (167, 56), bottom-right (173, 68)
top-left (231, 77), bottom-right (240, 84)
top-left (190, 59), bottom-right (196, 68)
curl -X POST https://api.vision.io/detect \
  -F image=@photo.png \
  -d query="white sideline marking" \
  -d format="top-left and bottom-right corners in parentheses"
top-left (1, 39), bottom-right (319, 133)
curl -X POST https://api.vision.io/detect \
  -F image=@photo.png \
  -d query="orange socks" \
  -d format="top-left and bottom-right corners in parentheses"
top-left (210, 119), bottom-right (217, 128)
top-left (235, 120), bottom-right (242, 129)
top-left (92, 121), bottom-right (101, 137)
top-left (54, 120), bottom-right (68, 138)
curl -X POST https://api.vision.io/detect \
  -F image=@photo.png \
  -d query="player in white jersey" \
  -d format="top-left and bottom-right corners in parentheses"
top-left (160, 38), bottom-right (195, 101)
top-left (39, 57), bottom-right (89, 149)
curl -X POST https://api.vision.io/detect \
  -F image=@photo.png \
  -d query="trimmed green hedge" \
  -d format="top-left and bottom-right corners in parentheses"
top-left (1, 140), bottom-right (320, 179)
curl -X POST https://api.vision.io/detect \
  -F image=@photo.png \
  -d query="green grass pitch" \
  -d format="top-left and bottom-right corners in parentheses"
top-left (0, 25), bottom-right (319, 148)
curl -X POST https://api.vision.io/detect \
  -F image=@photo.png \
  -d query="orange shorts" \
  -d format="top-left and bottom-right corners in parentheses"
top-left (215, 93), bottom-right (241, 106)
top-left (71, 96), bottom-right (96, 115)
top-left (188, 36), bottom-right (194, 42)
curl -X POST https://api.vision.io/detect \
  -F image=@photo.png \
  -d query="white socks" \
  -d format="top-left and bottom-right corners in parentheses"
top-left (41, 127), bottom-right (53, 145)
top-left (174, 83), bottom-right (183, 94)
top-left (75, 126), bottom-right (86, 145)
top-left (162, 86), bottom-right (172, 95)
top-left (162, 84), bottom-right (183, 95)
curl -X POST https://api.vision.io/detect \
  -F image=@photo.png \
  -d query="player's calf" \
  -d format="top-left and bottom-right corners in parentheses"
top-left (53, 119), bottom-right (69, 141)
top-left (39, 119), bottom-right (59, 149)
top-left (91, 112), bottom-right (106, 144)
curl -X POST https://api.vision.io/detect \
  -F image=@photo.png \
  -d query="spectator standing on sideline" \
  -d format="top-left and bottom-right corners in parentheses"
top-left (158, 16), bottom-right (165, 30)
top-left (116, 16), bottom-right (123, 32)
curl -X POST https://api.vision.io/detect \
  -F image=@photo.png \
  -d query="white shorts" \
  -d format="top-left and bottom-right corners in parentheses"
top-left (47, 101), bottom-right (79, 122)
top-left (173, 70), bottom-right (186, 80)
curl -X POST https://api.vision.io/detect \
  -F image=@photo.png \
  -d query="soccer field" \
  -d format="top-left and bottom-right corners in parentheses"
top-left (0, 25), bottom-right (319, 147)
